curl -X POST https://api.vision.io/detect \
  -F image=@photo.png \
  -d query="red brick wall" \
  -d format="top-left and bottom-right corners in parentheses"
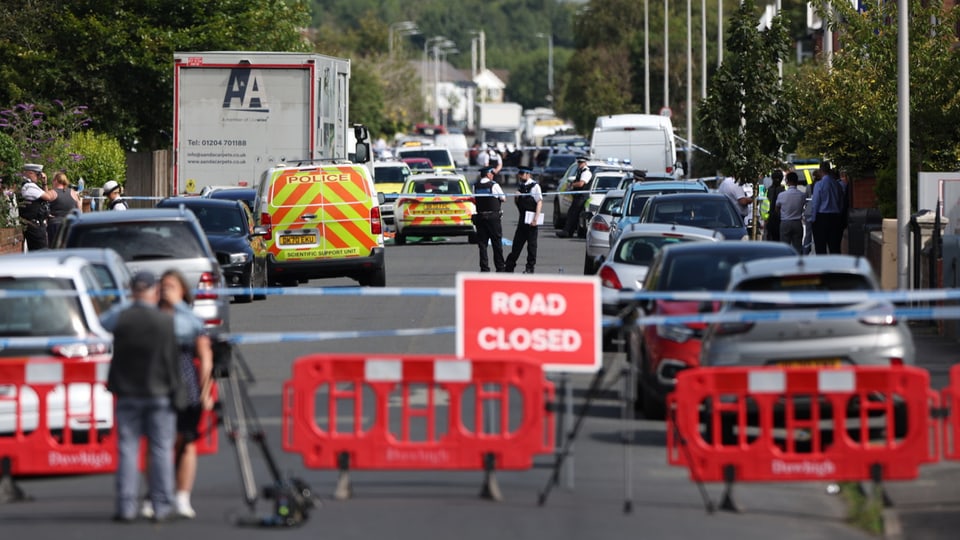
top-left (850, 177), bottom-right (877, 209)
top-left (0, 227), bottom-right (23, 254)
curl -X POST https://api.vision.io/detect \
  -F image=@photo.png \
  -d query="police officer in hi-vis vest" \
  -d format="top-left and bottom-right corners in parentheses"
top-left (472, 167), bottom-right (506, 272)
top-left (505, 167), bottom-right (542, 274)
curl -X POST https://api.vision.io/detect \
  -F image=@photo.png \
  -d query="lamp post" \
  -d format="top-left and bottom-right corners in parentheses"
top-left (433, 39), bottom-right (457, 126)
top-left (389, 21), bottom-right (418, 58)
top-left (423, 36), bottom-right (448, 120)
top-left (535, 32), bottom-right (554, 104)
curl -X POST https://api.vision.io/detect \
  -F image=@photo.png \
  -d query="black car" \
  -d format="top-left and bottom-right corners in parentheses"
top-left (536, 151), bottom-right (583, 192)
top-left (157, 197), bottom-right (268, 303)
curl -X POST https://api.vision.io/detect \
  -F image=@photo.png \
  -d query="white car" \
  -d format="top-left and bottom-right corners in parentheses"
top-left (583, 189), bottom-right (625, 275)
top-left (0, 253), bottom-right (117, 441)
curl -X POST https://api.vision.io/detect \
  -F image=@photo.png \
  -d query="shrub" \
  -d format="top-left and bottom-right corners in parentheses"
top-left (64, 131), bottom-right (126, 189)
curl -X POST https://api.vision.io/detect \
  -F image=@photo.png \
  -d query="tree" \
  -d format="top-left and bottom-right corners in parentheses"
top-left (0, 1), bottom-right (312, 151)
top-left (786, 0), bottom-right (960, 216)
top-left (697, 0), bottom-right (793, 202)
top-left (558, 47), bottom-right (633, 134)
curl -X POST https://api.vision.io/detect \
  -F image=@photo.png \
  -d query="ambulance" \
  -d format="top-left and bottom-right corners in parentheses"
top-left (254, 162), bottom-right (386, 287)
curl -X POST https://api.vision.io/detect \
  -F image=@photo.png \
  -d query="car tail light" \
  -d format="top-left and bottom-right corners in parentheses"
top-left (261, 212), bottom-right (273, 237)
top-left (710, 321), bottom-right (755, 336)
top-left (598, 265), bottom-right (622, 289)
top-left (889, 357), bottom-right (904, 366)
top-left (52, 341), bottom-right (110, 359)
top-left (590, 218), bottom-right (610, 232)
top-left (370, 205), bottom-right (382, 235)
top-left (195, 272), bottom-right (218, 300)
top-left (666, 165), bottom-right (673, 173)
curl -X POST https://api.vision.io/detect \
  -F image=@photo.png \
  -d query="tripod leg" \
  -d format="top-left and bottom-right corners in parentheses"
top-left (221, 366), bottom-right (259, 509)
top-left (537, 368), bottom-right (606, 506)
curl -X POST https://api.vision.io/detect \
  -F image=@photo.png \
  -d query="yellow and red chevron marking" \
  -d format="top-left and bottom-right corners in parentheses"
top-left (397, 196), bottom-right (474, 221)
top-left (267, 165), bottom-right (378, 260)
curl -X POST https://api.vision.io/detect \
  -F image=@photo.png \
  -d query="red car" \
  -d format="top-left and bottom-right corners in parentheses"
top-left (634, 240), bottom-right (797, 418)
top-left (401, 157), bottom-right (434, 173)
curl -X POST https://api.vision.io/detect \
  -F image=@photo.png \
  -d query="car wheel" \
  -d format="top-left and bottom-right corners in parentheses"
top-left (395, 231), bottom-right (406, 245)
top-left (552, 198), bottom-right (563, 229)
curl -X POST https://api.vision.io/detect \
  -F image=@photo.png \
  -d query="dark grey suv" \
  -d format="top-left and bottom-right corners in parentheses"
top-left (51, 207), bottom-right (230, 332)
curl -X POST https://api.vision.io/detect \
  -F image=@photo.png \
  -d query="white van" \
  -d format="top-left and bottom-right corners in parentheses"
top-left (433, 133), bottom-right (469, 168)
top-left (590, 114), bottom-right (683, 178)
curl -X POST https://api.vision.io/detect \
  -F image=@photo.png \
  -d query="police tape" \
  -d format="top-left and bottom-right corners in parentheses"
top-left (6, 286), bottom-right (960, 305)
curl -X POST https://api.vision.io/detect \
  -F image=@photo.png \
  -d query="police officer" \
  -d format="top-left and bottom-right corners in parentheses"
top-left (505, 167), bottom-right (543, 274)
top-left (103, 180), bottom-right (129, 211)
top-left (19, 163), bottom-right (57, 251)
top-left (472, 167), bottom-right (506, 272)
top-left (557, 157), bottom-right (591, 238)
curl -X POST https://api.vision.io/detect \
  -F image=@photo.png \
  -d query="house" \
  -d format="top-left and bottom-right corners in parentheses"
top-left (411, 59), bottom-right (477, 133)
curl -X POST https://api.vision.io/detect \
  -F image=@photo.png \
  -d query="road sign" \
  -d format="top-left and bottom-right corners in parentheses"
top-left (456, 273), bottom-right (601, 373)
top-left (659, 107), bottom-right (672, 118)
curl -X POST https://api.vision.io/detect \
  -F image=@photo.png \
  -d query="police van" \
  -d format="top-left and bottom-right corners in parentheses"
top-left (253, 162), bottom-right (386, 287)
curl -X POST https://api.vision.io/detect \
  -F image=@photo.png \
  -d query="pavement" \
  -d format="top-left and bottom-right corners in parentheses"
top-left (883, 325), bottom-right (960, 540)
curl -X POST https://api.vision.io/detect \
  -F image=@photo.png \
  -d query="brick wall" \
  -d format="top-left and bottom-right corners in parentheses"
top-left (0, 227), bottom-right (23, 254)
top-left (851, 176), bottom-right (877, 209)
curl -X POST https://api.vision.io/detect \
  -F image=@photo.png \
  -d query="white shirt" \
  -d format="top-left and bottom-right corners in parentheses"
top-left (476, 150), bottom-right (490, 168)
top-left (21, 181), bottom-right (44, 201)
top-left (718, 176), bottom-right (748, 217)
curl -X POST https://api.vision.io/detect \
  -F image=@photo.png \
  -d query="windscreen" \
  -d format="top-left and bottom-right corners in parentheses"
top-left (0, 277), bottom-right (88, 337)
top-left (70, 222), bottom-right (207, 261)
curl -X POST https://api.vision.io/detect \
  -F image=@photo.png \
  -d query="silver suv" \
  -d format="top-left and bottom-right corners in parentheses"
top-left (52, 207), bottom-right (230, 333)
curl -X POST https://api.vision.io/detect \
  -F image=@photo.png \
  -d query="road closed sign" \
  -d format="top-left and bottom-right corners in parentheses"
top-left (456, 273), bottom-right (601, 373)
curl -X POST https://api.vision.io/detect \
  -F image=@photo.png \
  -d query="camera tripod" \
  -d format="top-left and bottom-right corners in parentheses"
top-left (211, 338), bottom-right (318, 528)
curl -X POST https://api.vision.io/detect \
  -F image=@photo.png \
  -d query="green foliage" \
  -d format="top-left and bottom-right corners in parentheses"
top-left (64, 131), bottom-right (126, 189)
top-left (0, 101), bottom-right (91, 170)
top-left (0, 1), bottom-right (312, 151)
top-left (560, 47), bottom-right (633, 133)
top-left (349, 60), bottom-right (386, 137)
top-left (839, 482), bottom-right (884, 535)
top-left (697, 0), bottom-right (793, 185)
top-left (0, 131), bottom-right (21, 228)
top-left (788, 0), bottom-right (960, 216)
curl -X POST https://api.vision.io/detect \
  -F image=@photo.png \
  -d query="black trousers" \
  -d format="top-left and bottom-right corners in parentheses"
top-left (474, 215), bottom-right (504, 272)
top-left (505, 223), bottom-right (538, 272)
top-left (24, 220), bottom-right (48, 251)
top-left (563, 195), bottom-right (587, 235)
top-left (812, 213), bottom-right (843, 254)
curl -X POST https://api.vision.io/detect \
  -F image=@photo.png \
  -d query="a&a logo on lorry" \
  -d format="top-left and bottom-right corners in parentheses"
top-left (223, 68), bottom-right (269, 113)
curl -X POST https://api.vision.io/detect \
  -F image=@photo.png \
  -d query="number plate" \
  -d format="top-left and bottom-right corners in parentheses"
top-left (778, 359), bottom-right (842, 368)
top-left (278, 234), bottom-right (317, 246)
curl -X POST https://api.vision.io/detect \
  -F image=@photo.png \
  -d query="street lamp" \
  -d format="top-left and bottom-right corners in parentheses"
top-left (389, 21), bottom-right (419, 58)
top-left (535, 32), bottom-right (554, 105)
top-left (423, 36), bottom-right (448, 116)
top-left (433, 39), bottom-right (457, 125)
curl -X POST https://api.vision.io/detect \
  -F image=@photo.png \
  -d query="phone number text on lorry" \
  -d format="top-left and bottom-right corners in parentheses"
top-left (187, 139), bottom-right (247, 147)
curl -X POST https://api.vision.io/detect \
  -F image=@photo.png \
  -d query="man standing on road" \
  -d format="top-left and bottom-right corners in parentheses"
top-left (505, 167), bottom-right (543, 274)
top-left (777, 172), bottom-right (806, 253)
top-left (472, 167), bottom-right (506, 272)
top-left (809, 160), bottom-right (847, 254)
top-left (718, 175), bottom-right (753, 224)
top-left (104, 271), bottom-right (184, 523)
top-left (557, 157), bottom-right (591, 238)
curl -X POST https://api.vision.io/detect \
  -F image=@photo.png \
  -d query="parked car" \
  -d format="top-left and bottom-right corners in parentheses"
top-left (579, 171), bottom-right (632, 234)
top-left (157, 197), bottom-right (268, 303)
top-left (535, 151), bottom-right (582, 192)
top-left (698, 254), bottom-right (915, 444)
top-left (52, 207), bottom-right (231, 332)
top-left (701, 255), bottom-right (915, 368)
top-left (633, 241), bottom-right (798, 418)
top-left (608, 180), bottom-right (710, 246)
top-left (204, 187), bottom-right (257, 212)
top-left (0, 252), bottom-right (117, 440)
top-left (33, 247), bottom-right (133, 311)
top-left (401, 157), bottom-right (435, 174)
top-left (584, 189), bottom-right (625, 274)
top-left (396, 144), bottom-right (456, 172)
top-left (637, 192), bottom-right (748, 241)
top-left (373, 161), bottom-right (413, 229)
top-left (393, 173), bottom-right (477, 245)
top-left (552, 159), bottom-right (628, 233)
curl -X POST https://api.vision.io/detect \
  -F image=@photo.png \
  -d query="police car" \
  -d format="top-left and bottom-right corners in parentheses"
top-left (393, 173), bottom-right (477, 245)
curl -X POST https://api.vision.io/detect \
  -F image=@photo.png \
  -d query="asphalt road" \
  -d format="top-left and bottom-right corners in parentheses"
top-left (0, 197), bottom-right (897, 539)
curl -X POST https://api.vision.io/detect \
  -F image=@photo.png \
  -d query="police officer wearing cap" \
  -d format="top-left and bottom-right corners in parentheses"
top-left (103, 180), bottom-right (128, 211)
top-left (505, 167), bottom-right (542, 273)
top-left (19, 163), bottom-right (57, 251)
top-left (557, 156), bottom-right (591, 238)
top-left (472, 167), bottom-right (506, 272)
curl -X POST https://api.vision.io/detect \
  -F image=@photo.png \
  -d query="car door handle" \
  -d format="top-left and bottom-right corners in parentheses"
top-left (302, 213), bottom-right (317, 220)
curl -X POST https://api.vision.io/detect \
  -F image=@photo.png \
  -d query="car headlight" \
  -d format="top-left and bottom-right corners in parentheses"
top-left (229, 252), bottom-right (249, 264)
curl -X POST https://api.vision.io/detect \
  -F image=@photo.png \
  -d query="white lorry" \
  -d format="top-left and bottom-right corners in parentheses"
top-left (476, 102), bottom-right (523, 150)
top-left (173, 51), bottom-right (352, 194)
top-left (590, 114), bottom-right (683, 178)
